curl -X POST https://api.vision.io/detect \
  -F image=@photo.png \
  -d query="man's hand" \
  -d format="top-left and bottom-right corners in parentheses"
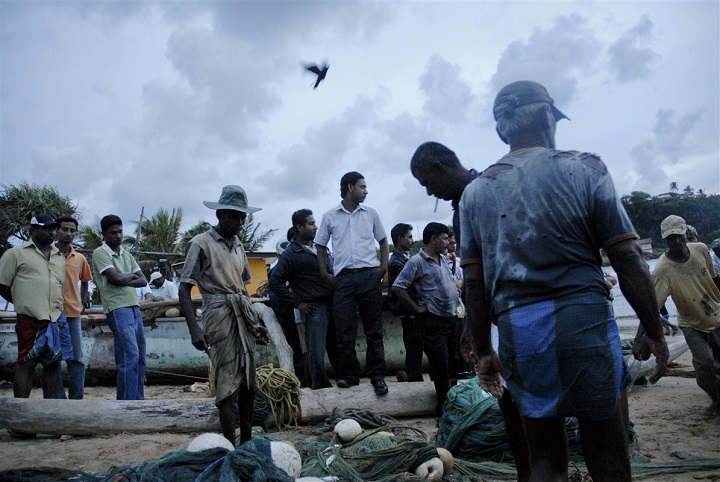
top-left (297, 302), bottom-right (318, 316)
top-left (254, 325), bottom-right (271, 345)
top-left (190, 328), bottom-right (208, 352)
top-left (476, 352), bottom-right (503, 398)
top-left (633, 331), bottom-right (669, 384)
top-left (414, 304), bottom-right (428, 314)
top-left (321, 271), bottom-right (334, 287)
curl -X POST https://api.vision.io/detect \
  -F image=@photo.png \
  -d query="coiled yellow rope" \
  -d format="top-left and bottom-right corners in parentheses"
top-left (255, 363), bottom-right (302, 430)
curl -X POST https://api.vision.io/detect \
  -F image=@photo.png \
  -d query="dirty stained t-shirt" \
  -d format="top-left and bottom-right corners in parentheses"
top-left (459, 148), bottom-right (637, 317)
top-left (653, 242), bottom-right (720, 332)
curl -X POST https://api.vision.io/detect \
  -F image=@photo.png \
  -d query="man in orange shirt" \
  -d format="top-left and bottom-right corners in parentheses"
top-left (55, 216), bottom-right (92, 399)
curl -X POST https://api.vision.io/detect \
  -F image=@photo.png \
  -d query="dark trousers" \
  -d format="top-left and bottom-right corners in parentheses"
top-left (421, 311), bottom-right (456, 413)
top-left (333, 268), bottom-right (386, 382)
top-left (449, 316), bottom-right (470, 378)
top-left (682, 325), bottom-right (720, 402)
top-left (269, 292), bottom-right (309, 387)
top-left (401, 315), bottom-right (424, 381)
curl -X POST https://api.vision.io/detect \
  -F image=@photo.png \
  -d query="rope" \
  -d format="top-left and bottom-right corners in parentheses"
top-left (255, 364), bottom-right (301, 430)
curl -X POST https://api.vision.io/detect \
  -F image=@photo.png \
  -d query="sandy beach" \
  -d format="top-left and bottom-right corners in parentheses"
top-left (1, 349), bottom-right (719, 481)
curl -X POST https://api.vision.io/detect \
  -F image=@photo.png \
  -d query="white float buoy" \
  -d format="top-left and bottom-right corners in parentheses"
top-left (333, 419), bottom-right (362, 443)
top-left (187, 432), bottom-right (235, 452)
top-left (270, 440), bottom-right (302, 478)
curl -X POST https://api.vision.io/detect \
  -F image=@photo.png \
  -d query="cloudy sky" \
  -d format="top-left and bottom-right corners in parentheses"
top-left (1, 1), bottom-right (718, 251)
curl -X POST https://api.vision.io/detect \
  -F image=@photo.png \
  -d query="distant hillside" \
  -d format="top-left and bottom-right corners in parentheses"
top-left (621, 192), bottom-right (720, 245)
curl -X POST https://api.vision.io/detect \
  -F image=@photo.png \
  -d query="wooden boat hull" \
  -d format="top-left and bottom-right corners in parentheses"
top-left (0, 301), bottom-right (410, 385)
top-left (0, 301), bottom-right (682, 386)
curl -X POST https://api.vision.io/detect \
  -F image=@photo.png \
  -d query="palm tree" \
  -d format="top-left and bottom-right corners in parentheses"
top-left (177, 221), bottom-right (212, 254)
top-left (683, 185), bottom-right (695, 196)
top-left (133, 208), bottom-right (184, 277)
top-left (0, 181), bottom-right (78, 253)
top-left (239, 213), bottom-right (276, 253)
top-left (669, 181), bottom-right (679, 193)
top-left (76, 222), bottom-right (104, 251)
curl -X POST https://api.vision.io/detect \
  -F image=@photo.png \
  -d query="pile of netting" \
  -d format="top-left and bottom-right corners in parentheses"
top-left (301, 423), bottom-right (440, 481)
top-left (108, 436), bottom-right (293, 482)
top-left (435, 375), bottom-right (582, 462)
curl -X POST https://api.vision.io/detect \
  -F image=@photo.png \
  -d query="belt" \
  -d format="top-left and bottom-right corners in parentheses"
top-left (338, 266), bottom-right (374, 276)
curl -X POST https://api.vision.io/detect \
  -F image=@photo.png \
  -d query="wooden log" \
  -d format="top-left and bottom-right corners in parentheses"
top-left (252, 302), bottom-right (295, 373)
top-left (0, 381), bottom-right (439, 435)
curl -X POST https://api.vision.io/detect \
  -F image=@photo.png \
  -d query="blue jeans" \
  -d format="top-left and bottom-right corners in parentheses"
top-left (106, 306), bottom-right (146, 400)
top-left (56, 314), bottom-right (86, 399)
top-left (302, 302), bottom-right (333, 389)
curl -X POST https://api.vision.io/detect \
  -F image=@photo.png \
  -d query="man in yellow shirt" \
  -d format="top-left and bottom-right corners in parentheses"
top-left (0, 214), bottom-right (65, 404)
top-left (652, 215), bottom-right (720, 416)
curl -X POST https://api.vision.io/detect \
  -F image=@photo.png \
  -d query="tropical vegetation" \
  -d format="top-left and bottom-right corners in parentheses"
top-left (0, 182), bottom-right (78, 255)
top-left (621, 191), bottom-right (720, 245)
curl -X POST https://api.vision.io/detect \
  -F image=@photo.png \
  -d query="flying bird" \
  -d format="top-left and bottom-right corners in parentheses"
top-left (304, 62), bottom-right (329, 89)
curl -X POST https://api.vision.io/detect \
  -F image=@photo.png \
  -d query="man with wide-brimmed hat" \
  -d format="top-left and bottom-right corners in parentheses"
top-left (651, 215), bottom-right (720, 416)
top-left (0, 214), bottom-right (64, 436)
top-left (459, 80), bottom-right (669, 481)
top-left (178, 185), bottom-right (270, 445)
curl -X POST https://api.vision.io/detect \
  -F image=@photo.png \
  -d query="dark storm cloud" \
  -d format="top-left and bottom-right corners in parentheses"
top-left (490, 13), bottom-right (602, 106)
top-left (607, 15), bottom-right (659, 83)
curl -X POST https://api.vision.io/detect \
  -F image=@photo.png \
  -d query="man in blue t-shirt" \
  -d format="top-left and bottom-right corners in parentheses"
top-left (459, 80), bottom-right (669, 482)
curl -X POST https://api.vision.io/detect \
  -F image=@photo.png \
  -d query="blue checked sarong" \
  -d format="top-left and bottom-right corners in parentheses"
top-left (497, 293), bottom-right (630, 420)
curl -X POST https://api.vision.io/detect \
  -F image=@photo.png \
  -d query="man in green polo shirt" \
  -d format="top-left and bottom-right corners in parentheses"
top-left (0, 214), bottom-right (65, 405)
top-left (92, 214), bottom-right (149, 400)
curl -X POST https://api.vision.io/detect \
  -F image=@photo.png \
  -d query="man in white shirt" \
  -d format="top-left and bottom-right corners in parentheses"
top-left (149, 271), bottom-right (179, 300)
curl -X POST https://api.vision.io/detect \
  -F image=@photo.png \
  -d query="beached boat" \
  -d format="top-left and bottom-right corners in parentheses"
top-left (0, 296), bottom-right (411, 385)
top-left (0, 297), bottom-right (687, 388)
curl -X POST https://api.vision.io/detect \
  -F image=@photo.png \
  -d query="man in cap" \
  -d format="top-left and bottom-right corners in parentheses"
top-left (0, 214), bottom-right (64, 414)
top-left (315, 171), bottom-right (389, 396)
top-left (459, 80), bottom-right (669, 481)
top-left (646, 215), bottom-right (720, 415)
top-left (709, 238), bottom-right (720, 275)
top-left (178, 185), bottom-right (271, 444)
top-left (149, 271), bottom-right (178, 300)
top-left (92, 214), bottom-right (149, 400)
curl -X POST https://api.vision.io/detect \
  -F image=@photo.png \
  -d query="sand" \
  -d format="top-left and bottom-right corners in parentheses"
top-left (1, 350), bottom-right (719, 481)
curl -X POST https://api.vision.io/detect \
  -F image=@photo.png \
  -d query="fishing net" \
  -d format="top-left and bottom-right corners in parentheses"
top-left (435, 376), bottom-right (582, 462)
top-left (301, 424), bottom-right (441, 482)
top-left (106, 437), bottom-right (293, 482)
